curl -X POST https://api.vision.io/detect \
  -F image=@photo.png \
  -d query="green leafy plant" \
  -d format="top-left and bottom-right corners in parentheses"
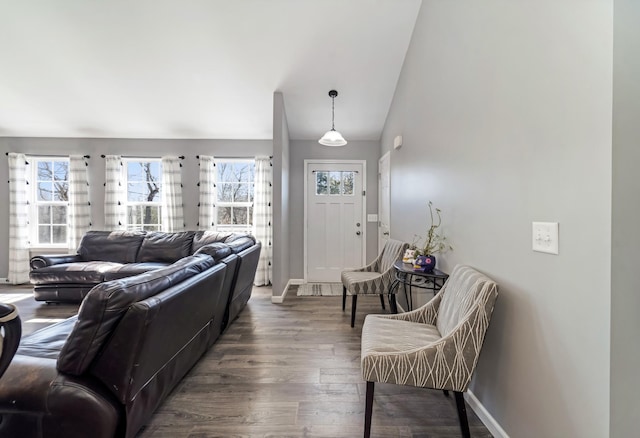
top-left (410, 201), bottom-right (452, 256)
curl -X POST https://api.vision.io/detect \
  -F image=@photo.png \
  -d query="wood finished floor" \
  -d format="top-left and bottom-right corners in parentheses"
top-left (4, 284), bottom-right (492, 438)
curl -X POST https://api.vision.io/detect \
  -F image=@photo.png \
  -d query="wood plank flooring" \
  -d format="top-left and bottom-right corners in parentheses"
top-left (3, 284), bottom-right (492, 437)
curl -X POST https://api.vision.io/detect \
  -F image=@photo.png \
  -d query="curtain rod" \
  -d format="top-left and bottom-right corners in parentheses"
top-left (5, 152), bottom-right (90, 158)
top-left (100, 155), bottom-right (184, 159)
top-left (195, 155), bottom-right (273, 159)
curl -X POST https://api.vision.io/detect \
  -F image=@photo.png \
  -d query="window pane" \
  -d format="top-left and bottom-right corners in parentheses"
top-left (249, 206), bottom-right (253, 226)
top-left (235, 163), bottom-right (251, 182)
top-left (235, 183), bottom-right (249, 202)
top-left (52, 226), bottom-right (67, 244)
top-left (39, 226), bottom-right (51, 244)
top-left (52, 206), bottom-right (67, 224)
top-left (128, 205), bottom-right (142, 225)
top-left (343, 172), bottom-right (354, 195)
top-left (329, 172), bottom-right (341, 195)
top-left (53, 182), bottom-right (69, 201)
top-left (217, 183), bottom-right (233, 202)
top-left (217, 207), bottom-right (232, 225)
top-left (128, 182), bottom-right (161, 202)
top-left (38, 161), bottom-right (53, 181)
top-left (38, 205), bottom-right (51, 224)
top-left (233, 207), bottom-right (248, 225)
top-left (316, 172), bottom-right (328, 195)
top-left (38, 182), bottom-right (53, 201)
top-left (141, 206), bottom-right (160, 225)
top-left (54, 161), bottom-right (68, 181)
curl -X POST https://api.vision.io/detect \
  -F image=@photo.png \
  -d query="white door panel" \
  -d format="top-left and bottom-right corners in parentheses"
top-left (305, 161), bottom-right (364, 282)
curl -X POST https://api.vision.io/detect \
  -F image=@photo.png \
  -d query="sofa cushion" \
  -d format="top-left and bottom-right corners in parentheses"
top-left (17, 317), bottom-right (78, 359)
top-left (192, 230), bottom-right (237, 253)
top-left (102, 262), bottom-right (170, 281)
top-left (29, 262), bottom-right (124, 285)
top-left (57, 254), bottom-right (216, 376)
top-left (78, 231), bottom-right (146, 263)
top-left (193, 243), bottom-right (233, 262)
top-left (136, 231), bottom-right (196, 263)
top-left (226, 235), bottom-right (257, 254)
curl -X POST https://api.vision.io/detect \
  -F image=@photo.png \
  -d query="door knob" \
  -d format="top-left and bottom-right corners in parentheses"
top-left (356, 231), bottom-right (361, 236)
top-left (383, 231), bottom-right (390, 236)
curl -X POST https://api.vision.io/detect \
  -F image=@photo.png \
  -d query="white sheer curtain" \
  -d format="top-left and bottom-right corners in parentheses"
top-left (198, 155), bottom-right (216, 230)
top-left (68, 155), bottom-right (91, 251)
top-left (104, 155), bottom-right (125, 230)
top-left (7, 153), bottom-right (30, 284)
top-left (161, 156), bottom-right (184, 232)
top-left (253, 156), bottom-right (272, 286)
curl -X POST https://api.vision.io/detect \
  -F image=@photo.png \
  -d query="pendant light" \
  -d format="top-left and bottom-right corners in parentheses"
top-left (318, 90), bottom-right (347, 146)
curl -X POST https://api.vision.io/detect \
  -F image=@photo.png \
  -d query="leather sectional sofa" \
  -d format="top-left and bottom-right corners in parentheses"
top-left (29, 230), bottom-right (261, 331)
top-left (0, 230), bottom-right (261, 437)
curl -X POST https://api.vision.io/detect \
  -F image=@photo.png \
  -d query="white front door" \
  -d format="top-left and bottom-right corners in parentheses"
top-left (378, 152), bottom-right (391, 253)
top-left (305, 161), bottom-right (365, 282)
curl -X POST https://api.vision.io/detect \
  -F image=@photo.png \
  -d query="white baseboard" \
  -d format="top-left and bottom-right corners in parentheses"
top-left (466, 390), bottom-right (509, 438)
top-left (271, 279), bottom-right (304, 303)
top-left (0, 278), bottom-right (8, 283)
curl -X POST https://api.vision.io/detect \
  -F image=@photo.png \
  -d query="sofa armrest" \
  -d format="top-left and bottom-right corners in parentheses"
top-left (30, 254), bottom-right (82, 270)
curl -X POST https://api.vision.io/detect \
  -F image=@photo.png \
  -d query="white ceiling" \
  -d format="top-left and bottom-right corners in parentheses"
top-left (0, 0), bottom-right (421, 141)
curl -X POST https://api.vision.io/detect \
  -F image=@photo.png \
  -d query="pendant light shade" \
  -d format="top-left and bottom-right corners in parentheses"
top-left (319, 90), bottom-right (347, 146)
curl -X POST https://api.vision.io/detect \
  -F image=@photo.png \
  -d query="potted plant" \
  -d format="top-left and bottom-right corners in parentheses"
top-left (412, 201), bottom-right (451, 272)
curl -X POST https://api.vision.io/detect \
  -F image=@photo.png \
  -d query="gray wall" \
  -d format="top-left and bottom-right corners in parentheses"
top-left (611, 0), bottom-right (640, 435)
top-left (272, 92), bottom-right (290, 296)
top-left (381, 1), bottom-right (612, 437)
top-left (288, 140), bottom-right (380, 280)
top-left (0, 137), bottom-right (271, 277)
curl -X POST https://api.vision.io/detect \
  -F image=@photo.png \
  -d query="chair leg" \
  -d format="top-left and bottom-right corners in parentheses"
top-left (342, 286), bottom-right (347, 311)
top-left (389, 293), bottom-right (398, 314)
top-left (351, 295), bottom-right (358, 327)
top-left (364, 381), bottom-right (374, 438)
top-left (379, 294), bottom-right (386, 310)
top-left (443, 389), bottom-right (450, 397)
top-left (454, 391), bottom-right (471, 438)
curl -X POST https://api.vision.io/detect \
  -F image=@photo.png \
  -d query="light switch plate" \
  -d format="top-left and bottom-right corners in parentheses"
top-left (367, 214), bottom-right (378, 222)
top-left (532, 222), bottom-right (559, 255)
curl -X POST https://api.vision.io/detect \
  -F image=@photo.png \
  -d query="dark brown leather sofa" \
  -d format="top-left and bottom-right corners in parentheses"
top-left (29, 230), bottom-right (261, 331)
top-left (0, 255), bottom-right (228, 437)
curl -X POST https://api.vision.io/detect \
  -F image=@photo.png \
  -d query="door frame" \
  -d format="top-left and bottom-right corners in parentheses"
top-left (303, 159), bottom-right (367, 283)
top-left (378, 151), bottom-right (391, 254)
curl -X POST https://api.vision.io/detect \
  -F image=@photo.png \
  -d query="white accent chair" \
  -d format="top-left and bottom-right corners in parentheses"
top-left (360, 265), bottom-right (498, 437)
top-left (341, 239), bottom-right (408, 327)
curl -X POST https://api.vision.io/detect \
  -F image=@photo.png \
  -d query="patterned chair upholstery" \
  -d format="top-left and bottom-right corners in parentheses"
top-left (341, 239), bottom-right (408, 327)
top-left (360, 265), bottom-right (498, 438)
top-left (0, 303), bottom-right (21, 379)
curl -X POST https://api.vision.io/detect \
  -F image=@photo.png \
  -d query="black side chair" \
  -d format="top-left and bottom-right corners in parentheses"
top-left (0, 303), bottom-right (21, 379)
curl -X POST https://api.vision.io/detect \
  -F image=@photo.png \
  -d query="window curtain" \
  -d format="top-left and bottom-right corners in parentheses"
top-left (253, 156), bottom-right (272, 286)
top-left (161, 156), bottom-right (184, 232)
top-left (7, 153), bottom-right (30, 284)
top-left (104, 155), bottom-right (125, 230)
top-left (198, 155), bottom-right (216, 230)
top-left (68, 155), bottom-right (91, 251)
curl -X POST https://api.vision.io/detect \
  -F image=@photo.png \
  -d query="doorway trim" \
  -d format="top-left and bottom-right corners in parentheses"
top-left (303, 159), bottom-right (367, 283)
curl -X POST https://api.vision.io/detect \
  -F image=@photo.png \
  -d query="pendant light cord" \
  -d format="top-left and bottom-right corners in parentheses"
top-left (331, 96), bottom-right (336, 131)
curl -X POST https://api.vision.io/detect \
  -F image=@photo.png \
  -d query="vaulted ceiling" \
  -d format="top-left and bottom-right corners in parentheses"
top-left (0, 0), bottom-right (421, 141)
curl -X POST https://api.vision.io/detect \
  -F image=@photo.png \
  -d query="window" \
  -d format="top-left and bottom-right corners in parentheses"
top-left (217, 160), bottom-right (255, 232)
top-left (125, 159), bottom-right (162, 231)
top-left (31, 158), bottom-right (69, 246)
top-left (315, 171), bottom-right (355, 195)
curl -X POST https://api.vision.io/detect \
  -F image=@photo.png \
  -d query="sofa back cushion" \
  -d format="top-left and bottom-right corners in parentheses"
top-left (57, 255), bottom-right (215, 375)
top-left (192, 230), bottom-right (236, 253)
top-left (78, 230), bottom-right (146, 263)
top-left (136, 231), bottom-right (195, 263)
top-left (193, 242), bottom-right (233, 262)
